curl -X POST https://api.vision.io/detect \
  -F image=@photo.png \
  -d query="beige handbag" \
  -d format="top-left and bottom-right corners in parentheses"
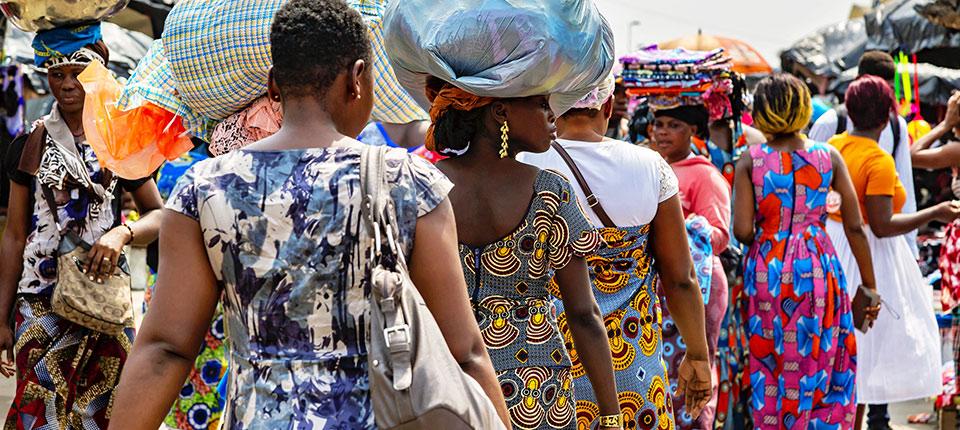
top-left (43, 186), bottom-right (133, 335)
top-left (360, 145), bottom-right (505, 430)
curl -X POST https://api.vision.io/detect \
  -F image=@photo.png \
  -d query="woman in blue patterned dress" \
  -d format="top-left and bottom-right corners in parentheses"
top-left (107, 1), bottom-right (509, 428)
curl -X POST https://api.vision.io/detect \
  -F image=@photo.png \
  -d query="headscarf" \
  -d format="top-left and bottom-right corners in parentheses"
top-left (32, 23), bottom-right (106, 69)
top-left (571, 73), bottom-right (616, 110)
top-left (424, 84), bottom-right (495, 155)
top-left (653, 105), bottom-right (710, 139)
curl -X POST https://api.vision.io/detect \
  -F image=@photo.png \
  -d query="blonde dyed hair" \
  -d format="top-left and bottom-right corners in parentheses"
top-left (752, 74), bottom-right (813, 136)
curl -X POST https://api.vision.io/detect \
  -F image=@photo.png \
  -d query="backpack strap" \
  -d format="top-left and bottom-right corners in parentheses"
top-left (16, 123), bottom-right (46, 177)
top-left (834, 105), bottom-right (848, 136)
top-left (550, 141), bottom-right (616, 228)
top-left (889, 113), bottom-right (902, 157)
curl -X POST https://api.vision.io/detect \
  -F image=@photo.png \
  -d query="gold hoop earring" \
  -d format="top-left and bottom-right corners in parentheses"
top-left (499, 121), bottom-right (510, 159)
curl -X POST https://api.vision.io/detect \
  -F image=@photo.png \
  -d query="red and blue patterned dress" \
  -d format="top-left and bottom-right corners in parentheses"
top-left (742, 142), bottom-right (857, 429)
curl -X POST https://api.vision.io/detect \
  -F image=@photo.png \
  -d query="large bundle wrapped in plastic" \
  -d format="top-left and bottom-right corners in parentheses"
top-left (117, 40), bottom-right (217, 140)
top-left (383, 0), bottom-right (615, 115)
top-left (0, 0), bottom-right (129, 32)
top-left (162, 0), bottom-right (283, 121)
top-left (159, 0), bottom-right (426, 124)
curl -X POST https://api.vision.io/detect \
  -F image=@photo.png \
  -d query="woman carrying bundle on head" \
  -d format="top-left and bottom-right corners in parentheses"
top-left (732, 74), bottom-right (879, 430)
top-left (0, 23), bottom-right (165, 429)
top-left (384, 0), bottom-right (624, 427)
top-left (107, 1), bottom-right (508, 428)
top-left (648, 100), bottom-right (730, 429)
top-left (426, 80), bottom-right (623, 430)
top-left (519, 74), bottom-right (714, 430)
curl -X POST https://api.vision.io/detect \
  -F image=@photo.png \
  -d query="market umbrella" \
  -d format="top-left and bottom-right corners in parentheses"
top-left (659, 30), bottom-right (773, 75)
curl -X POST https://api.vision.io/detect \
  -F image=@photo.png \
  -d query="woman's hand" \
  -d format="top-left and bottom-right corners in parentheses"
top-left (676, 357), bottom-right (712, 419)
top-left (934, 201), bottom-right (960, 224)
top-left (945, 91), bottom-right (960, 130)
top-left (84, 226), bottom-right (132, 283)
top-left (0, 324), bottom-right (15, 378)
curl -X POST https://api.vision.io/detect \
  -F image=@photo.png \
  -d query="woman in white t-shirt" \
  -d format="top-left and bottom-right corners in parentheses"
top-left (519, 77), bottom-right (712, 428)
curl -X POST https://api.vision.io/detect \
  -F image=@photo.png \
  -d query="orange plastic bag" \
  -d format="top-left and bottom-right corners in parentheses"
top-left (79, 61), bottom-right (194, 179)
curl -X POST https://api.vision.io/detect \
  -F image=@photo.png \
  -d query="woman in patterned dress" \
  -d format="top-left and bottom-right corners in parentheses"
top-left (520, 77), bottom-right (714, 430)
top-left (145, 143), bottom-right (228, 430)
top-left (428, 78), bottom-right (622, 430)
top-left (731, 74), bottom-right (878, 430)
top-left (0, 26), bottom-right (164, 429)
top-left (650, 103), bottom-right (732, 429)
top-left (107, 2), bottom-right (509, 428)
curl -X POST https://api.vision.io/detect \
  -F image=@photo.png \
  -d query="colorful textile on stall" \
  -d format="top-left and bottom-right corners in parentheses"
top-left (940, 220), bottom-right (960, 312)
top-left (620, 46), bottom-right (733, 121)
top-left (5, 295), bottom-right (134, 430)
top-left (117, 40), bottom-right (216, 141)
top-left (687, 215), bottom-right (714, 303)
top-left (741, 143), bottom-right (857, 429)
top-left (554, 225), bottom-right (677, 430)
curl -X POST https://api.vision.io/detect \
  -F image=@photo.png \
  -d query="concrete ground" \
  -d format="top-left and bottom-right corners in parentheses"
top-left (0, 272), bottom-right (944, 428)
top-left (0, 374), bottom-right (941, 428)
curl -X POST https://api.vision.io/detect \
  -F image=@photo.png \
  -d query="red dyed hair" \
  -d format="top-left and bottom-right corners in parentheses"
top-left (844, 75), bottom-right (896, 131)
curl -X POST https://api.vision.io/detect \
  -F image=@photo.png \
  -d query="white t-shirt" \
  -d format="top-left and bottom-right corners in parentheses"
top-left (809, 109), bottom-right (918, 256)
top-left (517, 138), bottom-right (678, 228)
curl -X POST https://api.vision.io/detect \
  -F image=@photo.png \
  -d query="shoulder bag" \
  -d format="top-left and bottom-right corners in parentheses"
top-left (359, 145), bottom-right (505, 430)
top-left (20, 125), bottom-right (133, 335)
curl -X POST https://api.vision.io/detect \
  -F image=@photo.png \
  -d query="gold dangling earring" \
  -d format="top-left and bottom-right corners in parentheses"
top-left (499, 121), bottom-right (510, 159)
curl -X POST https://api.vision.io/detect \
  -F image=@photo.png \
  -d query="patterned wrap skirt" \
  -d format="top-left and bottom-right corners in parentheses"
top-left (498, 366), bottom-right (577, 430)
top-left (5, 294), bottom-right (134, 430)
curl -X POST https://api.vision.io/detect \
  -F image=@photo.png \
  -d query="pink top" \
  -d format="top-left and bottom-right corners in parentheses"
top-left (671, 154), bottom-right (732, 255)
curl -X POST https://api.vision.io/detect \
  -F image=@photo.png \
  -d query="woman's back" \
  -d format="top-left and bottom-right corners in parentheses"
top-left (166, 144), bottom-right (452, 427)
top-left (749, 142), bottom-right (833, 239)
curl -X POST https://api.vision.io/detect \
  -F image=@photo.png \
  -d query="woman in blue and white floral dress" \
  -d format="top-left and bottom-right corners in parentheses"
top-left (107, 1), bottom-right (509, 429)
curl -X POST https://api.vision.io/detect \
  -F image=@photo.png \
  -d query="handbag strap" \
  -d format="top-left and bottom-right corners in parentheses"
top-left (360, 144), bottom-right (415, 391)
top-left (550, 141), bottom-right (616, 228)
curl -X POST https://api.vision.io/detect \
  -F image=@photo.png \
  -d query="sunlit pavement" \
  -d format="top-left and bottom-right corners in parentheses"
top-left (0, 289), bottom-right (944, 428)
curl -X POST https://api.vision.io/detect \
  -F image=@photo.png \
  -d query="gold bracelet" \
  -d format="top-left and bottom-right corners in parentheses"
top-left (598, 414), bottom-right (622, 428)
top-left (121, 223), bottom-right (135, 244)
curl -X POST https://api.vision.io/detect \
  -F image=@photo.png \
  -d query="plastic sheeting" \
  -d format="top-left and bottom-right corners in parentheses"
top-left (830, 62), bottom-right (960, 106)
top-left (866, 0), bottom-right (960, 53)
top-left (383, 0), bottom-right (615, 115)
top-left (780, 18), bottom-right (867, 79)
top-left (916, 0), bottom-right (960, 30)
